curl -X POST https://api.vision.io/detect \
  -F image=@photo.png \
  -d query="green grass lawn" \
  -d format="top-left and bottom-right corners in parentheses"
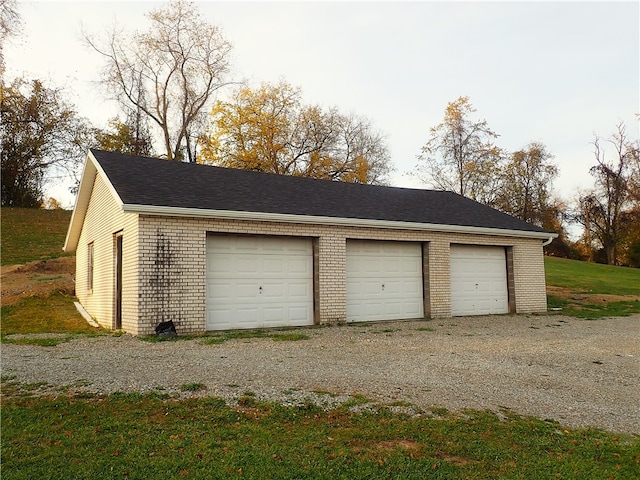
top-left (545, 256), bottom-right (640, 296)
top-left (2, 388), bottom-right (638, 480)
top-left (1, 207), bottom-right (73, 265)
top-left (1, 293), bottom-right (105, 345)
top-left (545, 256), bottom-right (640, 318)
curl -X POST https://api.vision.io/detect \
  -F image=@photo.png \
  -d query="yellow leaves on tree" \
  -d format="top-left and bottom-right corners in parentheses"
top-left (198, 81), bottom-right (391, 184)
top-left (415, 96), bottom-right (502, 204)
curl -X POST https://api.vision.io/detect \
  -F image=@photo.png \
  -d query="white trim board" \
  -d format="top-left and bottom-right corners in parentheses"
top-left (123, 203), bottom-right (558, 242)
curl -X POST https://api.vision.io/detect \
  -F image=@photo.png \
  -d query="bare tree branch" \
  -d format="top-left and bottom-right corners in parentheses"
top-left (84, 0), bottom-right (232, 162)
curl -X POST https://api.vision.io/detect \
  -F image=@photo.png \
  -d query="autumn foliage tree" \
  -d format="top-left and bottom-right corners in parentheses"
top-left (495, 142), bottom-right (558, 226)
top-left (199, 81), bottom-right (392, 184)
top-left (415, 96), bottom-right (503, 204)
top-left (414, 96), bottom-right (574, 250)
top-left (1, 78), bottom-right (93, 206)
top-left (95, 110), bottom-right (154, 157)
top-left (86, 0), bottom-right (232, 162)
top-left (575, 122), bottom-right (640, 265)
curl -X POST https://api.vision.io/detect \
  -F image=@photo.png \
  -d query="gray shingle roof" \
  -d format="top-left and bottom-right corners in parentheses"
top-left (90, 149), bottom-right (549, 234)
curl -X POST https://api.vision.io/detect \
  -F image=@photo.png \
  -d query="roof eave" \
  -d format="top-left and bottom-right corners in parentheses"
top-left (122, 203), bottom-right (558, 241)
top-left (63, 150), bottom-right (125, 252)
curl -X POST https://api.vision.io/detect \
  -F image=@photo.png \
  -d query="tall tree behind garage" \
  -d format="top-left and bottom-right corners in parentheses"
top-left (576, 122), bottom-right (640, 265)
top-left (85, 0), bottom-right (233, 163)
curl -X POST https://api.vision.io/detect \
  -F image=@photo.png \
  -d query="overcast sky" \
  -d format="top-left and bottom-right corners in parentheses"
top-left (5, 0), bottom-right (639, 208)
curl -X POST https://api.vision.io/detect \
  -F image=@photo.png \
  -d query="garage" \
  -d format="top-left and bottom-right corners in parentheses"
top-left (346, 240), bottom-right (424, 322)
top-left (450, 244), bottom-right (509, 316)
top-left (206, 235), bottom-right (314, 330)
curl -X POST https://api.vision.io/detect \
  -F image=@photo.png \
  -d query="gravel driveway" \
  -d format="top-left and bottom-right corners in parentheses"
top-left (2, 314), bottom-right (638, 435)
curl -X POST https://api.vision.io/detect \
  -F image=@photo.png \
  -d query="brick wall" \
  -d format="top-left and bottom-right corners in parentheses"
top-left (132, 215), bottom-right (548, 335)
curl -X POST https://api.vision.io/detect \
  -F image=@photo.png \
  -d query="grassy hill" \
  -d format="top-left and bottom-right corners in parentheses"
top-left (545, 256), bottom-right (640, 296)
top-left (1, 207), bottom-right (73, 265)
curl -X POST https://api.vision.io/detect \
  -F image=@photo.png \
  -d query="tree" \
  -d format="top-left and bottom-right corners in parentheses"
top-left (1, 78), bottom-right (93, 207)
top-left (415, 96), bottom-right (502, 204)
top-left (0, 0), bottom-right (21, 76)
top-left (85, 0), bottom-right (232, 162)
top-left (200, 81), bottom-right (392, 184)
top-left (538, 196), bottom-right (579, 259)
top-left (95, 111), bottom-right (153, 156)
top-left (575, 122), bottom-right (639, 265)
top-left (495, 142), bottom-right (558, 226)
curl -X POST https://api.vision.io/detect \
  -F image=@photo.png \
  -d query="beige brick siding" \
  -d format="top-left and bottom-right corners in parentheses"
top-left (512, 241), bottom-right (547, 313)
top-left (75, 173), bottom-right (139, 332)
top-left (136, 217), bottom-right (207, 335)
top-left (130, 215), bottom-right (548, 335)
top-left (318, 235), bottom-right (347, 324)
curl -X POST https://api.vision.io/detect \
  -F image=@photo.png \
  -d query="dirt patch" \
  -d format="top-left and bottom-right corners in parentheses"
top-left (1, 257), bottom-right (75, 306)
top-left (378, 440), bottom-right (421, 452)
top-left (547, 285), bottom-right (640, 303)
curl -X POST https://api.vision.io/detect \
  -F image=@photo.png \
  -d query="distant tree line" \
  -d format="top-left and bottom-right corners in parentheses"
top-left (414, 96), bottom-right (640, 267)
top-left (1, 0), bottom-right (638, 266)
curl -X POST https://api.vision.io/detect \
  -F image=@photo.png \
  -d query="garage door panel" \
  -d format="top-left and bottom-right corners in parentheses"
top-left (383, 301), bottom-right (404, 315)
top-left (287, 306), bottom-right (313, 324)
top-left (382, 258), bottom-right (402, 273)
top-left (346, 304), bottom-right (363, 318)
top-left (286, 257), bottom-right (311, 275)
top-left (208, 282), bottom-right (237, 299)
top-left (232, 256), bottom-right (259, 274)
top-left (401, 260), bottom-right (420, 274)
top-left (262, 307), bottom-right (285, 322)
top-left (207, 308), bottom-right (233, 329)
top-left (384, 280), bottom-right (403, 294)
top-left (347, 241), bottom-right (424, 322)
top-left (403, 301), bottom-right (423, 316)
top-left (288, 282), bottom-right (311, 298)
top-left (261, 283), bottom-right (284, 299)
top-left (263, 258), bottom-right (284, 274)
top-left (450, 245), bottom-right (508, 316)
top-left (208, 257), bottom-right (236, 274)
top-left (207, 236), bottom-right (313, 330)
top-left (365, 302), bottom-right (384, 316)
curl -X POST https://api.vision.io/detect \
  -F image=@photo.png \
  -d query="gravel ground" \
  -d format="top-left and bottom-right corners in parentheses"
top-left (2, 314), bottom-right (639, 435)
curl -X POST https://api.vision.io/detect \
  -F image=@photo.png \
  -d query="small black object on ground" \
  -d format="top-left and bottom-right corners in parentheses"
top-left (155, 320), bottom-right (177, 337)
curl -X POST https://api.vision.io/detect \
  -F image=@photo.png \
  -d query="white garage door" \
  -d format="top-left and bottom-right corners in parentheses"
top-left (450, 245), bottom-right (509, 316)
top-left (346, 240), bottom-right (424, 322)
top-left (206, 235), bottom-right (313, 330)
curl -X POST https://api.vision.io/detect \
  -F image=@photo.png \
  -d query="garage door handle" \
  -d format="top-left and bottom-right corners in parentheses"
top-left (259, 286), bottom-right (263, 294)
top-left (381, 284), bottom-right (385, 291)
